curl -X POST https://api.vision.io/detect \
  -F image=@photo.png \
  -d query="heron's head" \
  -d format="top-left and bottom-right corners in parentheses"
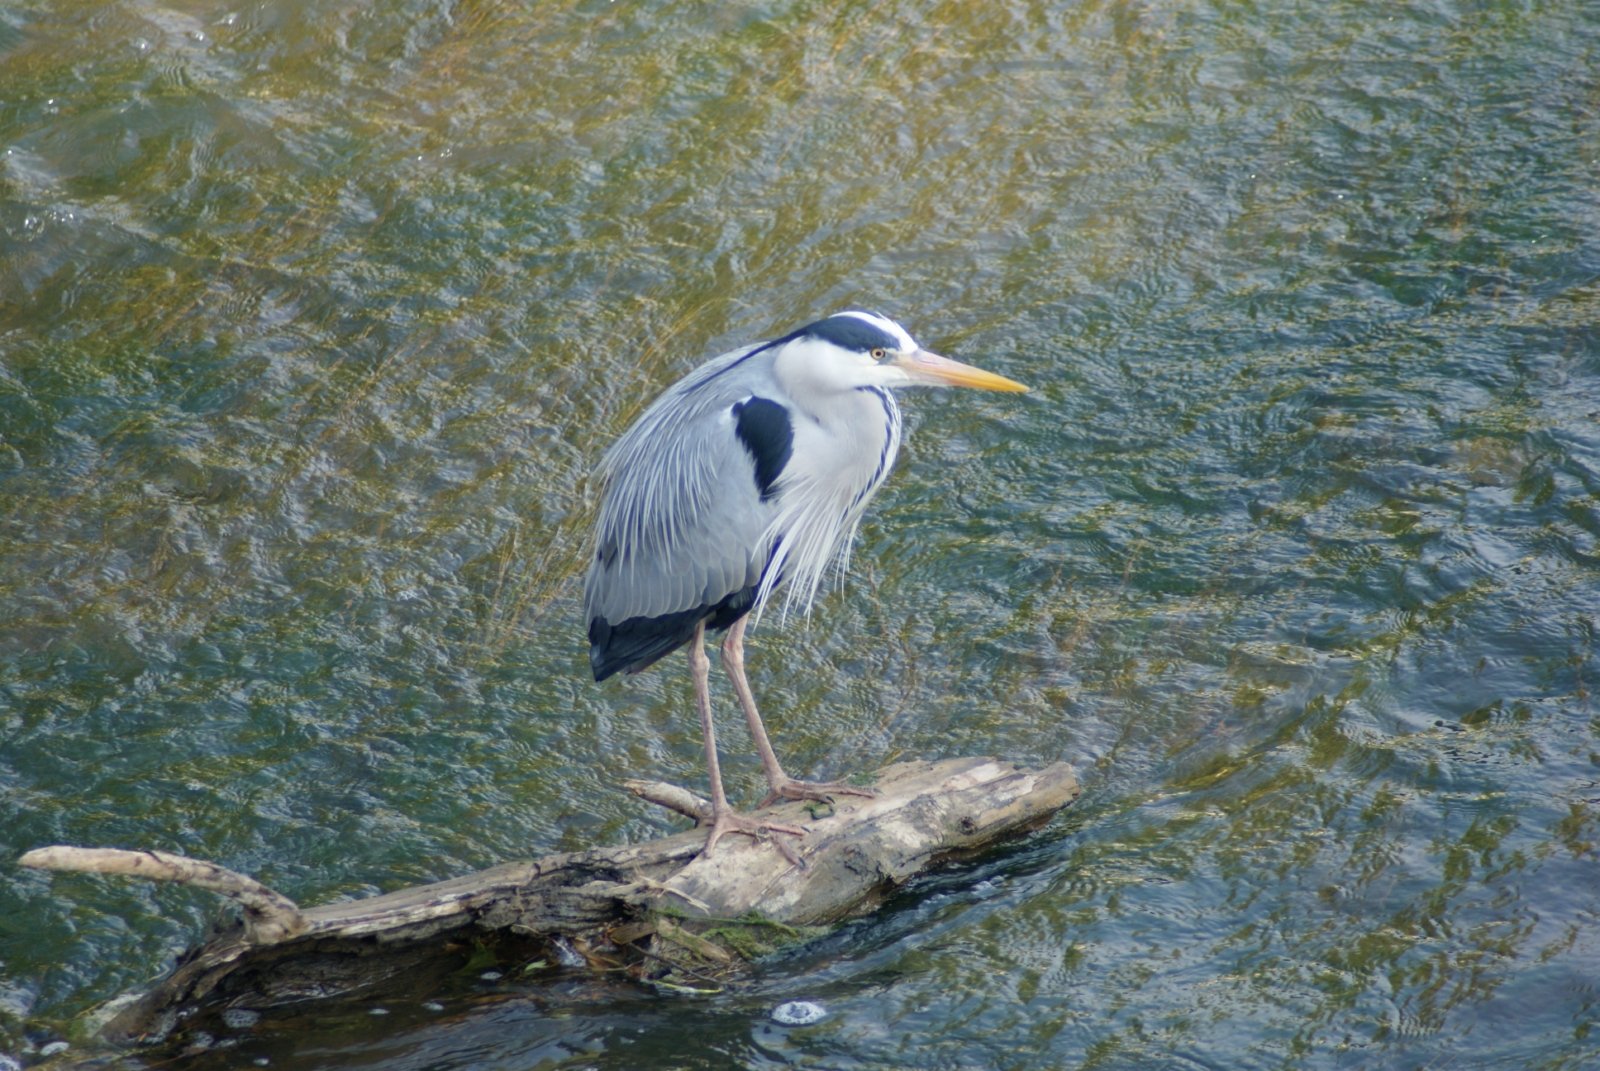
top-left (775, 310), bottom-right (1028, 397)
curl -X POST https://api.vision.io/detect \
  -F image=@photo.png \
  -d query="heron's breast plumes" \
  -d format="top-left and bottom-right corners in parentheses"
top-left (753, 386), bottom-right (902, 621)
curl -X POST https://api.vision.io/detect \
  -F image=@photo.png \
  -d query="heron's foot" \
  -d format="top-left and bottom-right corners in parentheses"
top-left (759, 776), bottom-right (879, 809)
top-left (701, 808), bottom-right (807, 857)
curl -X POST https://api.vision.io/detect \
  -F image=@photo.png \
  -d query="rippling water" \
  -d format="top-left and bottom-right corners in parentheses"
top-left (2, 1), bottom-right (1597, 1068)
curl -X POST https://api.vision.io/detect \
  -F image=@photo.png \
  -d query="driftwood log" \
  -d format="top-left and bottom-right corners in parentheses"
top-left (20, 756), bottom-right (1078, 1051)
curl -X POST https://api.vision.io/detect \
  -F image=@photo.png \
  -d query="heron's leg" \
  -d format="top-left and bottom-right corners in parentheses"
top-left (689, 621), bottom-right (805, 855)
top-left (721, 616), bottom-right (879, 808)
top-left (720, 616), bottom-right (792, 790)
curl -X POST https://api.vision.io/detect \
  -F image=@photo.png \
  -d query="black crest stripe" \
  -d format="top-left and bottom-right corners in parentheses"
top-left (799, 314), bottom-right (900, 353)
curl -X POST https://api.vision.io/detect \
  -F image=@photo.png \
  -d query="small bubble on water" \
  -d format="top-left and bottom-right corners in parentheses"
top-left (221, 1007), bottom-right (261, 1029)
top-left (770, 1000), bottom-right (826, 1026)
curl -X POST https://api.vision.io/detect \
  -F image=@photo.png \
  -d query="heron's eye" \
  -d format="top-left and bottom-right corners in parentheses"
top-left (870, 348), bottom-right (888, 361)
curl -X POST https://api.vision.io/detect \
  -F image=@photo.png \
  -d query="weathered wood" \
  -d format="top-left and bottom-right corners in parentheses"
top-left (20, 756), bottom-right (1078, 1049)
top-left (17, 847), bottom-right (308, 945)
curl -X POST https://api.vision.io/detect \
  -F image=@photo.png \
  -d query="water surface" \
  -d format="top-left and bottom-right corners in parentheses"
top-left (2, 1), bottom-right (1597, 1068)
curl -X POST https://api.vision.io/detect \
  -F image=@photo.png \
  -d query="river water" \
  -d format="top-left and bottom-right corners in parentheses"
top-left (2, 2), bottom-right (1597, 1068)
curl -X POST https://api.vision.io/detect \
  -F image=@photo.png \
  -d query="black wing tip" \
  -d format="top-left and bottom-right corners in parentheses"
top-left (588, 616), bottom-right (635, 680)
top-left (588, 611), bottom-right (690, 681)
top-left (587, 589), bottom-right (759, 682)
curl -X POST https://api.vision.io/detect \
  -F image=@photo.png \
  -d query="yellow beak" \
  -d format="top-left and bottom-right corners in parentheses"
top-left (892, 349), bottom-right (1029, 393)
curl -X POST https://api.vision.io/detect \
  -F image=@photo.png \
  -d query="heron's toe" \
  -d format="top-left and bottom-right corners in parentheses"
top-left (700, 810), bottom-right (806, 856)
top-left (760, 777), bottom-right (878, 808)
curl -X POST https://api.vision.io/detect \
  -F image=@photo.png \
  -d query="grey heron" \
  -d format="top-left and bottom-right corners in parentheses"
top-left (584, 310), bottom-right (1027, 854)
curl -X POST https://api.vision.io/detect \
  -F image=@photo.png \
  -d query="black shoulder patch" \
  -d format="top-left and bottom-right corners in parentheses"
top-left (731, 396), bottom-right (793, 501)
top-left (800, 313), bottom-right (900, 354)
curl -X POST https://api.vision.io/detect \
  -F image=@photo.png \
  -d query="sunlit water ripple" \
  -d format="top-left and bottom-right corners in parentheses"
top-left (2, 1), bottom-right (1597, 1068)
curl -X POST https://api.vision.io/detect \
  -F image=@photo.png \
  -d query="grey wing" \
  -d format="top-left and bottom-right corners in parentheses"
top-left (584, 354), bottom-right (783, 679)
